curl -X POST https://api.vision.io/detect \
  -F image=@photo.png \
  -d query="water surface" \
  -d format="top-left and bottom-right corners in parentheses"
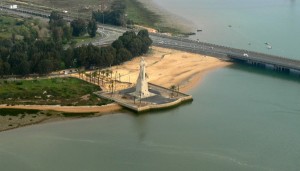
top-left (1, 66), bottom-right (300, 171)
top-left (152, 0), bottom-right (300, 59)
top-left (1, 1), bottom-right (300, 170)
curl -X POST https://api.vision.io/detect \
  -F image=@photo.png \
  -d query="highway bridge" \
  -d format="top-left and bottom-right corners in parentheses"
top-left (1, 5), bottom-right (300, 74)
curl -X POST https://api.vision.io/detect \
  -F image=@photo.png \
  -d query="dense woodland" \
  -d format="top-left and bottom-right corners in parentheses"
top-left (0, 11), bottom-right (152, 77)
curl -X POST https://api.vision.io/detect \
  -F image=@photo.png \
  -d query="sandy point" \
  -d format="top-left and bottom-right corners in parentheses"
top-left (110, 46), bottom-right (232, 92)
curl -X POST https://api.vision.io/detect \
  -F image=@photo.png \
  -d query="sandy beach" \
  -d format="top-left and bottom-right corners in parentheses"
top-left (0, 46), bottom-right (231, 132)
top-left (108, 46), bottom-right (231, 92)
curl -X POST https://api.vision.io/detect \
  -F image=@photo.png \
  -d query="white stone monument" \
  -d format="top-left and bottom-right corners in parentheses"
top-left (134, 57), bottom-right (151, 98)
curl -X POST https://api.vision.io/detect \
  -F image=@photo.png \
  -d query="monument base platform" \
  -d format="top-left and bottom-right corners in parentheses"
top-left (94, 83), bottom-right (193, 113)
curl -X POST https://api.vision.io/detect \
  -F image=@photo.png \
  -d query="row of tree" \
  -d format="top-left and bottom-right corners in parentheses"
top-left (0, 6), bottom-right (152, 77)
top-left (66, 29), bottom-right (152, 69)
top-left (0, 29), bottom-right (152, 76)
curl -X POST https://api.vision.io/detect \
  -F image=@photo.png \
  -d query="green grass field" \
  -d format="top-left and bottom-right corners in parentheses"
top-left (0, 77), bottom-right (111, 106)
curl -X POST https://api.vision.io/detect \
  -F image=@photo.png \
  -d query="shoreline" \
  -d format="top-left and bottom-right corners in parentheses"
top-left (0, 46), bottom-right (231, 132)
top-left (136, 0), bottom-right (195, 33)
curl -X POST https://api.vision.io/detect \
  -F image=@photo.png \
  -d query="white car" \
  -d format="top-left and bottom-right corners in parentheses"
top-left (243, 53), bottom-right (249, 57)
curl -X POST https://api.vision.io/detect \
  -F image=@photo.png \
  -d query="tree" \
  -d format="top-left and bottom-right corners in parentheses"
top-left (112, 39), bottom-right (124, 50)
top-left (3, 62), bottom-right (11, 75)
top-left (128, 38), bottom-right (143, 57)
top-left (51, 27), bottom-right (63, 43)
top-left (63, 48), bottom-right (74, 68)
top-left (119, 31), bottom-right (136, 47)
top-left (18, 60), bottom-right (30, 76)
top-left (0, 60), bottom-right (11, 76)
top-left (101, 46), bottom-right (116, 67)
top-left (49, 11), bottom-right (65, 28)
top-left (138, 30), bottom-right (152, 54)
top-left (92, 1), bottom-right (126, 27)
top-left (115, 48), bottom-right (132, 64)
top-left (62, 25), bottom-right (72, 42)
top-left (138, 29), bottom-right (149, 38)
top-left (38, 59), bottom-right (53, 74)
top-left (87, 20), bottom-right (97, 38)
top-left (0, 47), bottom-right (9, 60)
top-left (70, 19), bottom-right (87, 37)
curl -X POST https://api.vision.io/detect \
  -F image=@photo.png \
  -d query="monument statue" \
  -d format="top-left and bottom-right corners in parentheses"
top-left (135, 57), bottom-right (151, 98)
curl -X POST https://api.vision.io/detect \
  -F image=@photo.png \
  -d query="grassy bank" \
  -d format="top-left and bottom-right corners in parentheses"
top-left (124, 0), bottom-right (159, 27)
top-left (123, 0), bottom-right (182, 34)
top-left (0, 77), bottom-right (111, 106)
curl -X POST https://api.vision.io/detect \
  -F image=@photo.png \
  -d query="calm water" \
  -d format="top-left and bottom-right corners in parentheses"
top-left (1, 1), bottom-right (300, 170)
top-left (153, 0), bottom-right (300, 59)
top-left (1, 66), bottom-right (300, 171)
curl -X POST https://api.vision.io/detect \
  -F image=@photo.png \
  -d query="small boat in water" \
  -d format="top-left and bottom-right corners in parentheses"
top-left (264, 42), bottom-right (272, 49)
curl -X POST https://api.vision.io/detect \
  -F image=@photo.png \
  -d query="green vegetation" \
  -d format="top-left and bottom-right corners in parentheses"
top-left (122, 0), bottom-right (181, 33)
top-left (4, 0), bottom-right (184, 34)
top-left (123, 0), bottom-right (159, 27)
top-left (0, 10), bottom-right (152, 76)
top-left (92, 0), bottom-right (126, 26)
top-left (0, 77), bottom-right (110, 106)
top-left (0, 14), bottom-right (47, 39)
top-left (62, 112), bottom-right (95, 117)
top-left (91, 0), bottom-right (181, 33)
top-left (0, 108), bottom-right (40, 116)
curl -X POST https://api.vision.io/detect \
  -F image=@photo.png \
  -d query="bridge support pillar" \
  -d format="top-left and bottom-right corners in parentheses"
top-left (290, 69), bottom-right (300, 75)
top-left (265, 64), bottom-right (275, 70)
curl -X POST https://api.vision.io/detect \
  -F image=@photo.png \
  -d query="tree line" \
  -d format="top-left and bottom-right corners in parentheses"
top-left (0, 27), bottom-right (152, 76)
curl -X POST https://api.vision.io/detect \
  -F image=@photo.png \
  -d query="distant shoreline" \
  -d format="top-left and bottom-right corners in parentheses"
top-left (136, 0), bottom-right (195, 32)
